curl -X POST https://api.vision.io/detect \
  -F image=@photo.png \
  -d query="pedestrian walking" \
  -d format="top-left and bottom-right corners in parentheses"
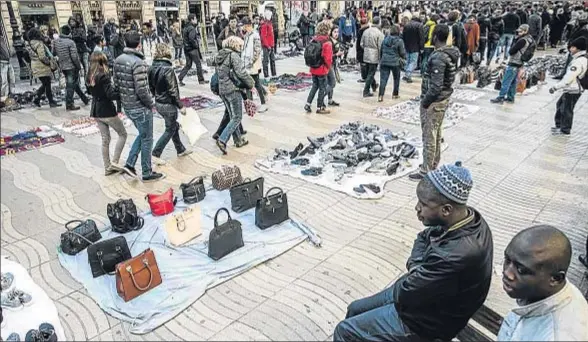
top-left (171, 22), bottom-right (183, 63)
top-left (178, 14), bottom-right (208, 86)
top-left (27, 28), bottom-right (60, 108)
top-left (402, 16), bottom-right (423, 83)
top-left (304, 21), bottom-right (333, 114)
top-left (53, 25), bottom-right (89, 110)
top-left (260, 12), bottom-right (277, 79)
top-left (378, 24), bottom-right (405, 101)
top-left (361, 17), bottom-right (384, 97)
top-left (241, 17), bottom-right (268, 113)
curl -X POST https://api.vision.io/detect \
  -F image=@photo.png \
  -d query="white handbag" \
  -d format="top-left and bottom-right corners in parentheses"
top-left (165, 206), bottom-right (202, 246)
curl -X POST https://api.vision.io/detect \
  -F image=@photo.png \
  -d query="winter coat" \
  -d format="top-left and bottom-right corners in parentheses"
top-left (103, 22), bottom-right (117, 45)
top-left (216, 26), bottom-right (241, 50)
top-left (297, 14), bottom-right (311, 35)
top-left (553, 51), bottom-right (587, 94)
top-left (29, 40), bottom-right (53, 78)
top-left (338, 15), bottom-right (356, 37)
top-left (260, 21), bottom-right (274, 48)
top-left (477, 15), bottom-right (491, 40)
top-left (423, 20), bottom-right (437, 48)
top-left (447, 21), bottom-right (467, 54)
top-left (464, 21), bottom-right (480, 55)
top-left (503, 12), bottom-right (521, 34)
top-left (113, 48), bottom-right (153, 111)
top-left (148, 59), bottom-right (182, 108)
top-left (402, 19), bottom-right (423, 53)
top-left (507, 34), bottom-right (533, 67)
top-left (356, 26), bottom-right (369, 63)
top-left (489, 17), bottom-right (504, 41)
top-left (421, 45), bottom-right (460, 108)
top-left (87, 71), bottom-right (119, 118)
top-left (568, 24), bottom-right (588, 48)
top-left (213, 48), bottom-right (254, 96)
top-left (517, 9), bottom-right (528, 25)
top-left (528, 14), bottom-right (543, 37)
top-left (309, 35), bottom-right (333, 76)
top-left (183, 22), bottom-right (201, 52)
top-left (380, 35), bottom-right (406, 67)
top-left (53, 34), bottom-right (81, 71)
top-left (361, 26), bottom-right (384, 64)
top-left (242, 30), bottom-right (262, 75)
top-left (172, 28), bottom-right (183, 48)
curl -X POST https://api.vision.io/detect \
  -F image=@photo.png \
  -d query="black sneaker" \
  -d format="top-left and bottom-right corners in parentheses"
top-left (33, 99), bottom-right (41, 108)
top-left (505, 99), bottom-right (515, 104)
top-left (304, 104), bottom-right (312, 113)
top-left (235, 139), bottom-right (249, 148)
top-left (142, 172), bottom-right (165, 182)
top-left (490, 97), bottom-right (504, 104)
top-left (199, 80), bottom-right (209, 84)
top-left (39, 323), bottom-right (57, 342)
top-left (357, 79), bottom-right (366, 83)
top-left (363, 93), bottom-right (374, 98)
top-left (328, 100), bottom-right (340, 106)
top-left (212, 133), bottom-right (220, 140)
top-left (25, 329), bottom-right (42, 342)
top-left (179, 81), bottom-right (186, 86)
top-left (122, 165), bottom-right (138, 178)
top-left (408, 172), bottom-right (425, 181)
top-left (66, 105), bottom-right (80, 111)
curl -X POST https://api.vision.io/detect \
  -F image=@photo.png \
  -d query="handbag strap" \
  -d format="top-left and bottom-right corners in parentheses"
top-left (64, 219), bottom-right (84, 231)
top-left (265, 187), bottom-right (284, 198)
top-left (97, 246), bottom-right (122, 276)
top-left (184, 176), bottom-right (203, 187)
top-left (67, 230), bottom-right (95, 245)
top-left (126, 258), bottom-right (154, 291)
top-left (213, 208), bottom-right (231, 228)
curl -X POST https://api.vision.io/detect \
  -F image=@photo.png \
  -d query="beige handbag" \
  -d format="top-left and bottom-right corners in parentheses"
top-left (165, 206), bottom-right (202, 246)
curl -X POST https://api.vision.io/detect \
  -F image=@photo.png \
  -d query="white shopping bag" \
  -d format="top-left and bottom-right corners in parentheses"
top-left (178, 107), bottom-right (208, 145)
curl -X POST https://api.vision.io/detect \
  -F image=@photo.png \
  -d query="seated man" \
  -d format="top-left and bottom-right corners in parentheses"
top-left (499, 225), bottom-right (588, 341)
top-left (334, 162), bottom-right (494, 341)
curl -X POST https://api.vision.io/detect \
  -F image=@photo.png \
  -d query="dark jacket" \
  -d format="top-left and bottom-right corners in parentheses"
top-left (103, 22), bottom-right (117, 45)
top-left (541, 11), bottom-right (551, 28)
top-left (516, 9), bottom-right (528, 25)
top-left (528, 13), bottom-right (543, 37)
top-left (568, 24), bottom-right (588, 48)
top-left (356, 26), bottom-right (369, 63)
top-left (402, 19), bottom-right (424, 53)
top-left (421, 45), bottom-right (460, 108)
top-left (477, 14), bottom-right (491, 39)
top-left (213, 48), bottom-right (254, 96)
top-left (216, 26), bottom-right (240, 50)
top-left (380, 35), bottom-right (406, 67)
top-left (148, 59), bottom-right (182, 109)
top-left (297, 14), bottom-right (311, 35)
top-left (53, 34), bottom-right (81, 71)
top-left (489, 16), bottom-right (504, 41)
top-left (88, 71), bottom-right (119, 118)
top-left (508, 34), bottom-right (533, 66)
top-left (393, 208), bottom-right (494, 341)
top-left (182, 22), bottom-right (200, 52)
top-left (113, 48), bottom-right (153, 110)
top-left (71, 22), bottom-right (89, 54)
top-left (503, 12), bottom-right (521, 34)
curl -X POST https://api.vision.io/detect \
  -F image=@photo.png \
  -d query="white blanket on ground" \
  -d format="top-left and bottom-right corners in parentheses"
top-left (58, 189), bottom-right (321, 334)
top-left (0, 257), bottom-right (66, 341)
top-left (53, 113), bottom-right (133, 137)
top-left (373, 100), bottom-right (480, 128)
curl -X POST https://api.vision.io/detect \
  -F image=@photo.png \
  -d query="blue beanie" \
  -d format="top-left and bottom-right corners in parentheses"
top-left (425, 161), bottom-right (473, 204)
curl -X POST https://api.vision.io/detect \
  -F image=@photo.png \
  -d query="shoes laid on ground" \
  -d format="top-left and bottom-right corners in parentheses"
top-left (6, 332), bottom-right (20, 341)
top-left (37, 323), bottom-right (57, 342)
top-left (199, 80), bottom-right (210, 85)
top-left (289, 143), bottom-right (304, 159)
top-left (307, 136), bottom-right (324, 149)
top-left (1, 272), bottom-right (14, 291)
top-left (408, 171), bottom-right (425, 181)
top-left (1, 288), bottom-right (32, 310)
top-left (66, 105), bottom-right (80, 111)
top-left (316, 107), bottom-right (330, 114)
top-left (552, 129), bottom-right (571, 136)
top-left (152, 156), bottom-right (167, 166)
top-left (490, 97), bottom-right (504, 104)
top-left (178, 149), bottom-right (193, 157)
top-left (235, 139), bottom-right (249, 148)
top-left (387, 161), bottom-right (400, 175)
top-left (291, 158), bottom-right (310, 166)
top-left (353, 183), bottom-right (381, 194)
top-left (299, 145), bottom-right (315, 156)
top-left (301, 167), bottom-right (323, 176)
top-left (273, 148), bottom-right (289, 160)
top-left (304, 104), bottom-right (312, 113)
top-left (216, 140), bottom-right (227, 155)
top-left (328, 100), bottom-right (340, 106)
top-left (142, 172), bottom-right (165, 183)
top-left (122, 165), bottom-right (138, 178)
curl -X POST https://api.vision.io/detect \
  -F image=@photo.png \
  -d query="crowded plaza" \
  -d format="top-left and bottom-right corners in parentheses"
top-left (0, 0), bottom-right (587, 341)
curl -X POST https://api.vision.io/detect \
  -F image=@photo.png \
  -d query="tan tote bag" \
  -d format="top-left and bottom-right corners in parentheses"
top-left (165, 206), bottom-right (202, 246)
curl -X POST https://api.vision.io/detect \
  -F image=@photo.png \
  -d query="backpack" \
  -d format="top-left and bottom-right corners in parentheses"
top-left (304, 39), bottom-right (324, 68)
top-left (578, 55), bottom-right (588, 90)
top-left (520, 36), bottom-right (536, 62)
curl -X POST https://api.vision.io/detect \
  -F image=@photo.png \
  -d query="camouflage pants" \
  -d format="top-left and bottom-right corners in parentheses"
top-left (419, 99), bottom-right (449, 173)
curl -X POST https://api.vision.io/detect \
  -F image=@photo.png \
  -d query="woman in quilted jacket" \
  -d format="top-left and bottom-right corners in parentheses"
top-left (378, 24), bottom-right (406, 101)
top-left (28, 28), bottom-right (60, 108)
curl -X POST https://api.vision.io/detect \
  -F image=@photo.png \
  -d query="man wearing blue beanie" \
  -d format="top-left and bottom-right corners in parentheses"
top-left (335, 162), bottom-right (494, 342)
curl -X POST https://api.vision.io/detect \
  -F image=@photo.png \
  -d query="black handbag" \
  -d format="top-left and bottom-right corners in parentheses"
top-left (60, 220), bottom-right (102, 256)
top-left (229, 177), bottom-right (264, 213)
top-left (87, 236), bottom-right (132, 278)
top-left (255, 187), bottom-right (289, 230)
top-left (180, 177), bottom-right (206, 204)
top-left (107, 199), bottom-right (144, 233)
top-left (208, 208), bottom-right (244, 261)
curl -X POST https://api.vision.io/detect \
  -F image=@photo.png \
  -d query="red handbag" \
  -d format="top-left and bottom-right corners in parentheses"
top-left (146, 188), bottom-right (177, 216)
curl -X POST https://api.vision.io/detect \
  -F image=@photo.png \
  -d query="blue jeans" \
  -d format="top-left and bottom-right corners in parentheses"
top-left (152, 104), bottom-right (185, 158)
top-left (334, 287), bottom-right (426, 341)
top-left (405, 52), bottom-right (419, 78)
top-left (125, 108), bottom-right (154, 177)
top-left (219, 92), bottom-right (243, 144)
top-left (498, 65), bottom-right (519, 102)
top-left (379, 65), bottom-right (401, 97)
top-left (498, 34), bottom-right (515, 59)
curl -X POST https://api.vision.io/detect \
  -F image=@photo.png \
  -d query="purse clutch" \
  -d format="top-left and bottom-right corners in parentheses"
top-left (115, 248), bottom-right (162, 302)
top-left (255, 187), bottom-right (289, 230)
top-left (60, 219), bottom-right (102, 256)
top-left (211, 165), bottom-right (243, 191)
top-left (229, 177), bottom-right (264, 213)
top-left (87, 236), bottom-right (132, 278)
top-left (107, 199), bottom-right (144, 233)
top-left (165, 206), bottom-right (202, 246)
top-left (146, 188), bottom-right (177, 216)
top-left (180, 177), bottom-right (206, 204)
top-left (208, 208), bottom-right (244, 261)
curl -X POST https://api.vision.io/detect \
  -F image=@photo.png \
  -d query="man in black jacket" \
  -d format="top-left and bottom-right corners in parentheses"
top-left (488, 10), bottom-right (504, 65)
top-left (334, 161), bottom-right (493, 342)
top-left (69, 16), bottom-right (89, 76)
top-left (499, 7), bottom-right (521, 61)
top-left (178, 14), bottom-right (208, 86)
top-left (402, 17), bottom-right (423, 83)
top-left (477, 10), bottom-right (491, 65)
top-left (411, 24), bottom-right (459, 180)
top-left (54, 25), bottom-right (89, 111)
top-left (356, 17), bottom-right (369, 82)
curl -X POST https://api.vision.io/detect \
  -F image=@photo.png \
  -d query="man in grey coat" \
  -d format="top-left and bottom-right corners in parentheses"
top-left (113, 31), bottom-right (164, 182)
top-left (360, 17), bottom-right (384, 97)
top-left (528, 9), bottom-right (543, 44)
top-left (53, 25), bottom-right (89, 110)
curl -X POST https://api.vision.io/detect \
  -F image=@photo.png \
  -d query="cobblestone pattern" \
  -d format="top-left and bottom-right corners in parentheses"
top-left (1, 54), bottom-right (587, 341)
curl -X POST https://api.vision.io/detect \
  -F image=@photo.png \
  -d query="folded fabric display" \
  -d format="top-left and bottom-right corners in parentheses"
top-left (180, 95), bottom-right (223, 111)
top-left (0, 126), bottom-right (65, 156)
top-left (260, 72), bottom-right (313, 91)
top-left (373, 100), bottom-right (480, 128)
top-left (255, 121), bottom-right (424, 199)
top-left (53, 113), bottom-right (132, 137)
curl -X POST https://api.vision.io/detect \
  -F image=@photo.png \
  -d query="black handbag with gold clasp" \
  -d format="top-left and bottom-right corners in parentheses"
top-left (255, 187), bottom-right (289, 229)
top-left (229, 177), bottom-right (264, 213)
top-left (208, 208), bottom-right (244, 261)
top-left (180, 176), bottom-right (206, 204)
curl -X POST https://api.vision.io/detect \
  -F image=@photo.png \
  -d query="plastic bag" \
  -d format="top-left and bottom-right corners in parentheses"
top-left (178, 108), bottom-right (208, 145)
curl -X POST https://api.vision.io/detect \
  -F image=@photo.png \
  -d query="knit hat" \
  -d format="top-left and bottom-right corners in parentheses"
top-left (425, 161), bottom-right (473, 205)
top-left (570, 37), bottom-right (587, 51)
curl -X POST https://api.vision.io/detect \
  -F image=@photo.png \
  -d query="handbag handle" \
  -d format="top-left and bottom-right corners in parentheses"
top-left (126, 258), bottom-right (154, 291)
top-left (265, 187), bottom-right (284, 199)
top-left (183, 176), bottom-right (203, 187)
top-left (97, 245), bottom-right (122, 276)
top-left (65, 220), bottom-right (85, 231)
top-left (213, 208), bottom-right (231, 228)
top-left (67, 230), bottom-right (95, 245)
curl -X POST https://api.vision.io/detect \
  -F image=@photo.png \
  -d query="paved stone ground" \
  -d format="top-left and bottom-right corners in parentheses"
top-left (1, 52), bottom-right (587, 341)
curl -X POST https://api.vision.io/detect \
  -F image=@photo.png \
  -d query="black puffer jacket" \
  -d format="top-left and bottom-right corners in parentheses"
top-left (421, 45), bottom-right (460, 108)
top-left (148, 59), bottom-right (182, 109)
top-left (53, 34), bottom-right (81, 71)
top-left (503, 12), bottom-right (521, 34)
top-left (489, 16), bottom-right (504, 41)
top-left (392, 208), bottom-right (494, 341)
top-left (113, 48), bottom-right (153, 110)
top-left (182, 22), bottom-right (200, 52)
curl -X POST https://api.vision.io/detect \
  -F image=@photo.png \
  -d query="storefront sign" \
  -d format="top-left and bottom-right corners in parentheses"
top-left (19, 1), bottom-right (56, 15)
top-left (118, 1), bottom-right (142, 11)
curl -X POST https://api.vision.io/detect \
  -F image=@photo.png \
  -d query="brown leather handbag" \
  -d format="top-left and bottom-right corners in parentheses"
top-left (115, 248), bottom-right (162, 302)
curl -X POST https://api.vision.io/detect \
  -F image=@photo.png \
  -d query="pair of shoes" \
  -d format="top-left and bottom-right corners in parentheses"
top-left (235, 139), bottom-right (249, 148)
top-left (363, 93), bottom-right (374, 98)
top-left (353, 183), bottom-right (381, 194)
top-left (316, 107), bottom-right (330, 114)
top-left (377, 96), bottom-right (383, 102)
top-left (178, 149), bottom-right (193, 157)
top-left (1, 288), bottom-right (32, 310)
top-left (216, 140), bottom-right (227, 155)
top-left (304, 104), bottom-right (312, 113)
top-left (490, 97), bottom-right (504, 104)
top-left (291, 157), bottom-right (310, 166)
top-left (122, 165), bottom-right (138, 178)
top-left (5, 332), bottom-right (20, 341)
top-left (328, 100), bottom-right (340, 106)
top-left (199, 80), bottom-right (210, 85)
top-left (408, 171), bottom-right (425, 181)
top-left (26, 323), bottom-right (57, 342)
top-left (289, 143), bottom-right (304, 159)
top-left (66, 105), bottom-right (80, 111)
top-left (1, 272), bottom-right (14, 292)
top-left (142, 172), bottom-right (166, 182)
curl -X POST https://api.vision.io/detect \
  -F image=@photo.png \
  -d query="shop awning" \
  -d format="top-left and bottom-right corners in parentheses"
top-left (18, 2), bottom-right (56, 16)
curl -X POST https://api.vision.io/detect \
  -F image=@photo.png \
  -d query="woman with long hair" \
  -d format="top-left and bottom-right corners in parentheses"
top-left (171, 22), bottom-right (183, 62)
top-left (86, 52), bottom-right (127, 176)
top-left (28, 27), bottom-right (60, 108)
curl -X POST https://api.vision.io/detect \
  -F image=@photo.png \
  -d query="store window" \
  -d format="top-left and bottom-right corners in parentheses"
top-left (19, 2), bottom-right (58, 35)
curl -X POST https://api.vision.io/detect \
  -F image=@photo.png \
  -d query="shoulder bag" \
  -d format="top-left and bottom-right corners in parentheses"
top-left (107, 199), bottom-right (144, 233)
top-left (60, 219), bottom-right (102, 255)
top-left (211, 165), bottom-right (243, 191)
top-left (87, 236), bottom-right (132, 278)
top-left (29, 41), bottom-right (58, 72)
top-left (115, 248), bottom-right (162, 302)
top-left (180, 177), bottom-right (206, 204)
top-left (255, 187), bottom-right (289, 230)
top-left (165, 206), bottom-right (202, 246)
top-left (229, 177), bottom-right (264, 213)
top-left (208, 208), bottom-right (244, 261)
top-left (146, 188), bottom-right (177, 216)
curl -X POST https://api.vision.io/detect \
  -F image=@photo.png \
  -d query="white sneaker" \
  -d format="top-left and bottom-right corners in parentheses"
top-left (152, 156), bottom-right (167, 166)
top-left (257, 105), bottom-right (268, 113)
